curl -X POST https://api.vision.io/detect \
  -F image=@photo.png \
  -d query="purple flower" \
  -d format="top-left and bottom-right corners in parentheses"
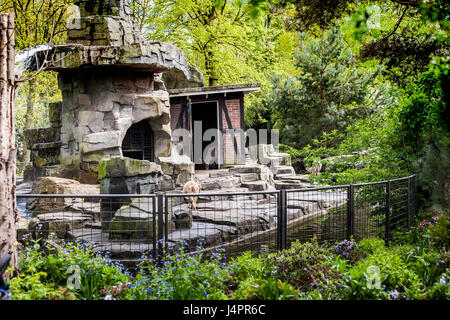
top-left (439, 277), bottom-right (447, 285)
top-left (390, 290), bottom-right (399, 300)
top-left (334, 239), bottom-right (356, 260)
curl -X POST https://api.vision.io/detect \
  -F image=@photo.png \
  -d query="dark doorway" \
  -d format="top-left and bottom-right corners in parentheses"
top-left (192, 102), bottom-right (219, 170)
top-left (122, 119), bottom-right (155, 162)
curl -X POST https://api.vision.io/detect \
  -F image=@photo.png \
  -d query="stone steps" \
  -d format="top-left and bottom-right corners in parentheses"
top-left (241, 181), bottom-right (268, 191)
top-left (274, 180), bottom-right (312, 190)
top-left (274, 174), bottom-right (310, 183)
top-left (229, 165), bottom-right (262, 174)
top-left (272, 165), bottom-right (295, 176)
top-left (234, 172), bottom-right (259, 183)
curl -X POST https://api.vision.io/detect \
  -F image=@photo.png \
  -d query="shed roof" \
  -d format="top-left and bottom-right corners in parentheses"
top-left (168, 83), bottom-right (260, 98)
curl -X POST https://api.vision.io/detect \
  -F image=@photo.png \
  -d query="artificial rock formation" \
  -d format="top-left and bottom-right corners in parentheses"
top-left (25, 0), bottom-right (203, 184)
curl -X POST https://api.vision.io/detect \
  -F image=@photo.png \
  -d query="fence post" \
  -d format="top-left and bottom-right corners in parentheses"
top-left (385, 180), bottom-right (391, 247)
top-left (157, 194), bottom-right (165, 262)
top-left (277, 190), bottom-right (287, 251)
top-left (414, 175), bottom-right (418, 223)
top-left (164, 195), bottom-right (169, 253)
top-left (347, 184), bottom-right (355, 240)
top-left (406, 177), bottom-right (411, 229)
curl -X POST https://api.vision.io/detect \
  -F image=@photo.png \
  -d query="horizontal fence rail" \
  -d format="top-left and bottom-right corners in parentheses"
top-left (16, 175), bottom-right (417, 263)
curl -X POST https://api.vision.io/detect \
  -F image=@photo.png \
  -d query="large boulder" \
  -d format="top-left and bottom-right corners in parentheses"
top-left (26, 177), bottom-right (99, 216)
top-left (28, 212), bottom-right (94, 239)
top-left (159, 155), bottom-right (195, 186)
top-left (98, 157), bottom-right (165, 230)
top-left (107, 197), bottom-right (176, 240)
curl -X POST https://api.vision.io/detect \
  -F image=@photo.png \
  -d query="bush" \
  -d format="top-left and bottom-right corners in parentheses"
top-left (16, 238), bottom-right (130, 300)
top-left (267, 239), bottom-right (341, 296)
top-left (232, 277), bottom-right (299, 300)
top-left (9, 269), bottom-right (75, 300)
top-left (394, 245), bottom-right (449, 287)
top-left (395, 213), bottom-right (450, 250)
top-left (428, 215), bottom-right (450, 249)
top-left (355, 238), bottom-right (386, 255)
top-left (333, 239), bottom-right (367, 263)
top-left (336, 248), bottom-right (424, 300)
top-left (426, 269), bottom-right (450, 300)
top-left (228, 251), bottom-right (269, 283)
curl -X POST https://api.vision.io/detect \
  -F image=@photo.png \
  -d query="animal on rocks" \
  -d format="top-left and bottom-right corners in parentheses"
top-left (306, 162), bottom-right (322, 176)
top-left (183, 178), bottom-right (201, 210)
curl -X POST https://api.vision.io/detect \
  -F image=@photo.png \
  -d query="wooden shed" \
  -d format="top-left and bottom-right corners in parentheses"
top-left (168, 83), bottom-right (260, 169)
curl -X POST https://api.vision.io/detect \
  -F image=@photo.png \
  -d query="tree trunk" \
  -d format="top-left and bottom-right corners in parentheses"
top-left (205, 48), bottom-right (218, 87)
top-left (22, 79), bottom-right (35, 165)
top-left (0, 13), bottom-right (18, 271)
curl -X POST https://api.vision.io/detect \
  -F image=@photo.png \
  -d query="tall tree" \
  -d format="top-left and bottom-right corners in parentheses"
top-left (1, 0), bottom-right (71, 164)
top-left (264, 28), bottom-right (380, 149)
top-left (0, 12), bottom-right (18, 271)
top-left (136, 0), bottom-right (258, 86)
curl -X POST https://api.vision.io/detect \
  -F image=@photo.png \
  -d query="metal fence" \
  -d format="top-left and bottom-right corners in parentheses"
top-left (16, 175), bottom-right (417, 263)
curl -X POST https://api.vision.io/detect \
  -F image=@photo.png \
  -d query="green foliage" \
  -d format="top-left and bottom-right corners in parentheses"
top-left (393, 212), bottom-right (450, 251)
top-left (278, 144), bottom-right (304, 172)
top-left (227, 251), bottom-right (271, 284)
top-left (396, 245), bottom-right (447, 287)
top-left (17, 238), bottom-right (130, 300)
top-left (355, 238), bottom-right (386, 256)
top-left (232, 277), bottom-right (299, 300)
top-left (9, 270), bottom-right (75, 300)
top-left (267, 239), bottom-right (340, 295)
top-left (336, 247), bottom-right (424, 300)
top-left (300, 130), bottom-right (344, 168)
top-left (126, 249), bottom-right (229, 300)
top-left (138, 0), bottom-right (297, 87)
top-left (263, 27), bottom-right (380, 150)
top-left (426, 268), bottom-right (450, 300)
top-left (428, 215), bottom-right (450, 249)
top-left (396, 70), bottom-right (446, 151)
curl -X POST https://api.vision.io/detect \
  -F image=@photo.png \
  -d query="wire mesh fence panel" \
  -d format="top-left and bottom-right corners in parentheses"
top-left (165, 191), bottom-right (279, 258)
top-left (17, 194), bottom-right (158, 264)
top-left (16, 175), bottom-right (418, 263)
top-left (353, 182), bottom-right (387, 241)
top-left (388, 178), bottom-right (410, 238)
top-left (285, 186), bottom-right (348, 247)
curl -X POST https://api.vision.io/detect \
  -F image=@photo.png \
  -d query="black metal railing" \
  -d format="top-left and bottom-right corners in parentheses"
top-left (16, 175), bottom-right (417, 262)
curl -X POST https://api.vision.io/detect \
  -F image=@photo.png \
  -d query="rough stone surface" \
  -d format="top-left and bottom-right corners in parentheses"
top-left (27, 177), bottom-right (99, 215)
top-left (98, 157), bottom-right (163, 179)
top-left (28, 212), bottom-right (94, 238)
top-left (24, 0), bottom-right (203, 183)
top-left (159, 155), bottom-right (195, 186)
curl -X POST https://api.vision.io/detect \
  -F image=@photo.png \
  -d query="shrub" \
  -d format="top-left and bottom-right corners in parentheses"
top-left (333, 239), bottom-right (368, 264)
top-left (394, 245), bottom-right (449, 287)
top-left (228, 251), bottom-right (269, 283)
top-left (9, 269), bottom-right (75, 300)
top-left (426, 269), bottom-right (450, 300)
top-left (428, 215), bottom-right (450, 249)
top-left (336, 248), bottom-right (424, 300)
top-left (267, 239), bottom-right (341, 295)
top-left (355, 238), bottom-right (386, 255)
top-left (232, 277), bottom-right (299, 300)
top-left (16, 238), bottom-right (130, 300)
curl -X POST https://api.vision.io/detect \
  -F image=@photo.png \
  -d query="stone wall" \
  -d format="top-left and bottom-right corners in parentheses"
top-left (23, 0), bottom-right (203, 186)
top-left (57, 69), bottom-right (173, 183)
